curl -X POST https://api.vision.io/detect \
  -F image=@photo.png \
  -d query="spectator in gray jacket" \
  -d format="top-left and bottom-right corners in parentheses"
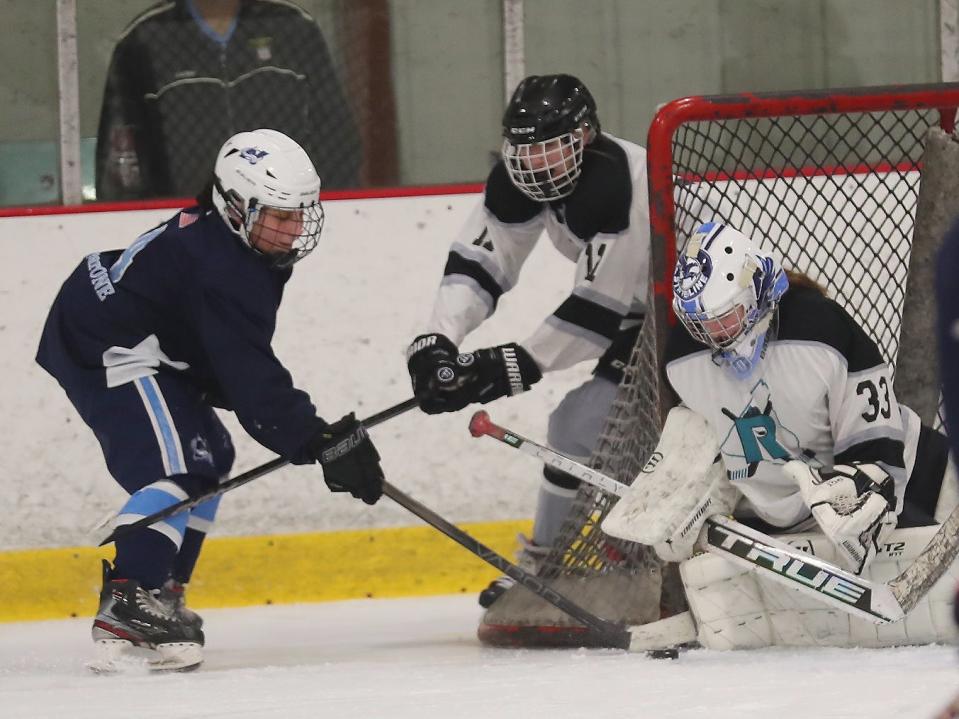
top-left (96, 0), bottom-right (360, 200)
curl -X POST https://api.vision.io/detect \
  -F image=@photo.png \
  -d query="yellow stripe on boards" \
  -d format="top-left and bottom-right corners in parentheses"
top-left (0, 520), bottom-right (532, 623)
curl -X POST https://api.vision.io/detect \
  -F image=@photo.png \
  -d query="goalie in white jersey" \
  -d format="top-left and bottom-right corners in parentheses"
top-left (405, 74), bottom-right (651, 607)
top-left (629, 221), bottom-right (959, 650)
top-left (666, 222), bottom-right (951, 576)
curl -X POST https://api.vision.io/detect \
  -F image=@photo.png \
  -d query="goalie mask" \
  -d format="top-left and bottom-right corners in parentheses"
top-left (501, 74), bottom-right (599, 201)
top-left (212, 129), bottom-right (324, 269)
top-left (672, 223), bottom-right (789, 379)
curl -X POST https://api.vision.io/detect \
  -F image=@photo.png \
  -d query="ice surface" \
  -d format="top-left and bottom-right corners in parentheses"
top-left (1, 594), bottom-right (958, 719)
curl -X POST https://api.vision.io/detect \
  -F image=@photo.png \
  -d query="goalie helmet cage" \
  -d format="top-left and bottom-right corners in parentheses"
top-left (479, 82), bottom-right (959, 648)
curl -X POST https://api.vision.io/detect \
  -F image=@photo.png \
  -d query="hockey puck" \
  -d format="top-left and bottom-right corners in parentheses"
top-left (647, 648), bottom-right (679, 660)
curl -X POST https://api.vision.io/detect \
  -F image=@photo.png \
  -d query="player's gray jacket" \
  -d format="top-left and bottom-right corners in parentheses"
top-left (664, 286), bottom-right (922, 530)
top-left (424, 133), bottom-right (650, 373)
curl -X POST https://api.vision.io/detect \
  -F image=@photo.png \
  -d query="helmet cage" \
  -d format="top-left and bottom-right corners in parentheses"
top-left (501, 127), bottom-right (586, 201)
top-left (246, 200), bottom-right (325, 269)
top-left (674, 289), bottom-right (759, 350)
top-left (213, 171), bottom-right (324, 269)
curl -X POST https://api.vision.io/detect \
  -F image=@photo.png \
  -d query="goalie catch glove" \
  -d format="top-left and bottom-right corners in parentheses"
top-left (787, 460), bottom-right (897, 574)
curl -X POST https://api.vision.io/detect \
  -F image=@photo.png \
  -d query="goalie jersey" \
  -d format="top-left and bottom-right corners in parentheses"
top-left (664, 285), bottom-right (925, 530)
top-left (424, 133), bottom-right (650, 373)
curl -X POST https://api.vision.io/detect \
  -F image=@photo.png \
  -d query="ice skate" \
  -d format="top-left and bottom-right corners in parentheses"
top-left (88, 561), bottom-right (204, 673)
top-left (478, 535), bottom-right (549, 608)
top-left (159, 577), bottom-right (204, 629)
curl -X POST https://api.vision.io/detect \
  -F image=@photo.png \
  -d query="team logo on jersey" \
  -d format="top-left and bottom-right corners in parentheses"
top-left (239, 147), bottom-right (269, 165)
top-left (673, 250), bottom-right (712, 300)
top-left (718, 379), bottom-right (808, 480)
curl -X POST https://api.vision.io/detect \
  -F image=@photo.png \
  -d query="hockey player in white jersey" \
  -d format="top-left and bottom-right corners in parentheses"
top-left (405, 74), bottom-right (650, 607)
top-left (644, 222), bottom-right (956, 649)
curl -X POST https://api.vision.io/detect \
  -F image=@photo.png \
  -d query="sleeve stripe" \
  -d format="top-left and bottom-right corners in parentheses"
top-left (571, 284), bottom-right (631, 316)
top-left (553, 294), bottom-right (623, 341)
top-left (832, 425), bottom-right (904, 457)
top-left (443, 251), bottom-right (505, 307)
top-left (834, 436), bottom-right (906, 471)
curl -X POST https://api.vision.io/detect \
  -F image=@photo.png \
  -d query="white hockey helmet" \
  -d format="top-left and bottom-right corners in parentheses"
top-left (212, 129), bottom-right (324, 268)
top-left (672, 223), bottom-right (789, 366)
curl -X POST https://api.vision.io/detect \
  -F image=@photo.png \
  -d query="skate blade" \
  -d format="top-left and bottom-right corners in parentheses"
top-left (87, 638), bottom-right (203, 674)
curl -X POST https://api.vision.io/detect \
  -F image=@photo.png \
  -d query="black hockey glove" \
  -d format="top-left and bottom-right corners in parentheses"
top-left (449, 343), bottom-right (543, 406)
top-left (306, 413), bottom-right (384, 505)
top-left (406, 333), bottom-right (470, 414)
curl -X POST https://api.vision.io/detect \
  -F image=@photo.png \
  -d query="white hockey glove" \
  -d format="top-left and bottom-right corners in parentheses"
top-left (786, 460), bottom-right (898, 575)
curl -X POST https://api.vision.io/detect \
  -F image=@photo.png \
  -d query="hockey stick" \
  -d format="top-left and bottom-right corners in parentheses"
top-left (99, 398), bottom-right (419, 546)
top-left (381, 481), bottom-right (631, 650)
top-left (469, 410), bottom-right (959, 625)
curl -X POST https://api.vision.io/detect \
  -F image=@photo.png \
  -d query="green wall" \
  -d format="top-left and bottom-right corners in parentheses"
top-left (0, 0), bottom-right (943, 204)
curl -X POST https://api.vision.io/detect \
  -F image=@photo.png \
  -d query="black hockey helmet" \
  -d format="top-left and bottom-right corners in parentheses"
top-left (500, 74), bottom-right (599, 201)
top-left (501, 74), bottom-right (599, 145)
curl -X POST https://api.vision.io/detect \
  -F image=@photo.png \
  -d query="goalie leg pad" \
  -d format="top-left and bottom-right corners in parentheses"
top-left (680, 524), bottom-right (959, 649)
top-left (680, 551), bottom-right (774, 650)
top-left (602, 406), bottom-right (740, 561)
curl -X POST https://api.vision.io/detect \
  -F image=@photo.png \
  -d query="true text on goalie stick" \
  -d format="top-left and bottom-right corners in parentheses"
top-left (468, 410), bottom-right (959, 625)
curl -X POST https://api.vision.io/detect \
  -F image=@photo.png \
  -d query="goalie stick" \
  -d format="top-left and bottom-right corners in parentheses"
top-left (469, 410), bottom-right (959, 626)
top-left (99, 397), bottom-right (419, 546)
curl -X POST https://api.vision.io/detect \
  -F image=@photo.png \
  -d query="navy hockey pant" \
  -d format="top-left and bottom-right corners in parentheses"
top-left (65, 372), bottom-right (235, 589)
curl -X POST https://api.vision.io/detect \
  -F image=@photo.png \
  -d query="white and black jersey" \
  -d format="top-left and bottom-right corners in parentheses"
top-left (425, 133), bottom-right (650, 374)
top-left (664, 286), bottom-right (923, 530)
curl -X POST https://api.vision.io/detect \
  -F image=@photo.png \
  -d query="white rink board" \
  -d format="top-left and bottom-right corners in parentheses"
top-left (0, 195), bottom-right (591, 549)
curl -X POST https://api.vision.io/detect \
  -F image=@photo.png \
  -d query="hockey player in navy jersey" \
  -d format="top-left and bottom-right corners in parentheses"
top-left (36, 129), bottom-right (384, 671)
top-left (404, 74), bottom-right (651, 607)
top-left (666, 223), bottom-right (951, 574)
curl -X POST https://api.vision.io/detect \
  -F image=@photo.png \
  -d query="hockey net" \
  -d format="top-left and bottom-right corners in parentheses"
top-left (480, 83), bottom-right (959, 647)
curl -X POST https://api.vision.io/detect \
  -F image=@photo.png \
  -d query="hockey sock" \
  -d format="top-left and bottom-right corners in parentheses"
top-left (173, 495), bottom-right (221, 584)
top-left (114, 529), bottom-right (178, 590)
top-left (111, 475), bottom-right (216, 589)
top-left (531, 466), bottom-right (580, 547)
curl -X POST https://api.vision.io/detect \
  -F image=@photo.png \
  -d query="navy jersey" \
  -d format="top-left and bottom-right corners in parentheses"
top-left (664, 286), bottom-right (920, 529)
top-left (37, 207), bottom-right (323, 458)
top-left (938, 218), bottom-right (959, 459)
